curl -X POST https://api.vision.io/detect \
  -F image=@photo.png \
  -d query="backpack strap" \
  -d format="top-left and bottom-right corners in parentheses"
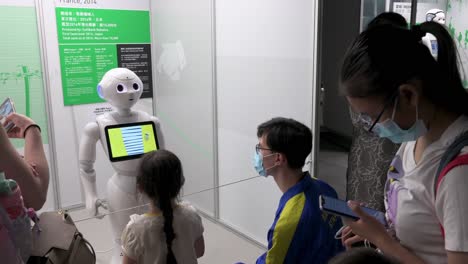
top-left (434, 130), bottom-right (468, 238)
top-left (436, 154), bottom-right (468, 196)
top-left (434, 131), bottom-right (468, 195)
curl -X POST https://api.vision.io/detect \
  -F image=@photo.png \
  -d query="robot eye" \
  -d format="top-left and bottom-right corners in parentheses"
top-left (116, 84), bottom-right (127, 93)
top-left (132, 83), bottom-right (140, 90)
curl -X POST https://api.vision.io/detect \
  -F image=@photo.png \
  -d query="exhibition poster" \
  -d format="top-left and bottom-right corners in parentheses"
top-left (56, 7), bottom-right (153, 105)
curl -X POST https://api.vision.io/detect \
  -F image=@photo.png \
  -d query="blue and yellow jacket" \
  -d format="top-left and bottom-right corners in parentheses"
top-left (256, 172), bottom-right (344, 264)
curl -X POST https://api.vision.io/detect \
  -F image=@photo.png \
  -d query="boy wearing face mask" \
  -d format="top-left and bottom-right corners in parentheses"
top-left (253, 117), bottom-right (344, 264)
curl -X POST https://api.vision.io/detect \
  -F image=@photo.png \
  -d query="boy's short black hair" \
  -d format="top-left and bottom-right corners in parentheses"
top-left (257, 117), bottom-right (312, 169)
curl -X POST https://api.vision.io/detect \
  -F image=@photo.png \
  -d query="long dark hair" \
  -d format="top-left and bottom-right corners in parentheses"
top-left (340, 20), bottom-right (468, 116)
top-left (137, 150), bottom-right (185, 264)
top-left (367, 12), bottom-right (407, 29)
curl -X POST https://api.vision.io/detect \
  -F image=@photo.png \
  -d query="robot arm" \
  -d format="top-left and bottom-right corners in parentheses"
top-left (151, 116), bottom-right (166, 150)
top-left (79, 122), bottom-right (102, 216)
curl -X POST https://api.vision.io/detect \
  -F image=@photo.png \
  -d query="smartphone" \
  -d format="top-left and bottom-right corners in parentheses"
top-left (319, 195), bottom-right (386, 225)
top-left (0, 97), bottom-right (16, 132)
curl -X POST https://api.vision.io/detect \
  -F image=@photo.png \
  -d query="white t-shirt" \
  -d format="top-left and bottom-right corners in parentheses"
top-left (384, 115), bottom-right (468, 264)
top-left (121, 202), bottom-right (204, 264)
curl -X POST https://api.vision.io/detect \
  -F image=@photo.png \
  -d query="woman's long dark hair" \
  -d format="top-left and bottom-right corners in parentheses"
top-left (137, 150), bottom-right (185, 264)
top-left (340, 20), bottom-right (468, 116)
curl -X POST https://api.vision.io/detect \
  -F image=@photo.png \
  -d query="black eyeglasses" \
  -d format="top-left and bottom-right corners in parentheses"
top-left (255, 144), bottom-right (273, 154)
top-left (358, 92), bottom-right (398, 133)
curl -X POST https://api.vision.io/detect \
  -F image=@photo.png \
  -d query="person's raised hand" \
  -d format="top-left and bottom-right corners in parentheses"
top-left (4, 113), bottom-right (37, 138)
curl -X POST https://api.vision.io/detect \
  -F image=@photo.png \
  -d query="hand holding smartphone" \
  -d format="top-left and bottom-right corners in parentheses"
top-left (0, 98), bottom-right (16, 132)
top-left (319, 195), bottom-right (386, 225)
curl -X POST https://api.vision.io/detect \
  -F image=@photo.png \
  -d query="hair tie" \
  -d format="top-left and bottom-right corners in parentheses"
top-left (411, 25), bottom-right (426, 41)
top-left (23, 124), bottom-right (41, 138)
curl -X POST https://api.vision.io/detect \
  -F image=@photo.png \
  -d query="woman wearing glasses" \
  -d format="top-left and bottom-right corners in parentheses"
top-left (339, 20), bottom-right (468, 264)
top-left (346, 12), bottom-right (407, 214)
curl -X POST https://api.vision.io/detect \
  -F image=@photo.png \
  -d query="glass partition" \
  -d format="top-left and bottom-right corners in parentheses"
top-left (151, 0), bottom-right (318, 246)
top-left (151, 0), bottom-right (217, 217)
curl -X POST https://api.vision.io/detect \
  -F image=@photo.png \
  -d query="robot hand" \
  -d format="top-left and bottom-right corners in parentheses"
top-left (96, 199), bottom-right (108, 210)
top-left (85, 196), bottom-right (108, 219)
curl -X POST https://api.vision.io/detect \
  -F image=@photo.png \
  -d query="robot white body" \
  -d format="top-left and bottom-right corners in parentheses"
top-left (422, 9), bottom-right (446, 60)
top-left (79, 68), bottom-right (164, 263)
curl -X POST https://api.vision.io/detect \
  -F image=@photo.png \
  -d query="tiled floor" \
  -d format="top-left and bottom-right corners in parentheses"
top-left (69, 209), bottom-right (264, 264)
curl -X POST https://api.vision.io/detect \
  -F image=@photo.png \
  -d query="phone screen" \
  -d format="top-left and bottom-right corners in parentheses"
top-left (0, 98), bottom-right (15, 131)
top-left (320, 195), bottom-right (386, 225)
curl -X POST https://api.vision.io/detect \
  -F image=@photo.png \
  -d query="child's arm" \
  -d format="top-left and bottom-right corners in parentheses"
top-left (123, 255), bottom-right (137, 264)
top-left (195, 235), bottom-right (205, 258)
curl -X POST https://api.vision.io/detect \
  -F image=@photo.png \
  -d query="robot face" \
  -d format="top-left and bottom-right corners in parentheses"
top-left (98, 68), bottom-right (144, 109)
top-left (426, 9), bottom-right (445, 25)
top-left (433, 13), bottom-right (445, 25)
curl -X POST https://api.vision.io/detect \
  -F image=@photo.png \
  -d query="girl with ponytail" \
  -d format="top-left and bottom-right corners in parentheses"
top-left (122, 150), bottom-right (205, 264)
top-left (339, 17), bottom-right (468, 264)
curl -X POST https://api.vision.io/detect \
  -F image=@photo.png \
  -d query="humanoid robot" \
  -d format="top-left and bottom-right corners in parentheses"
top-left (422, 9), bottom-right (446, 60)
top-left (79, 68), bottom-right (164, 264)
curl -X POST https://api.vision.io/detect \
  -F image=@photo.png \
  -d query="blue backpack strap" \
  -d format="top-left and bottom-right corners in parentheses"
top-left (434, 130), bottom-right (468, 196)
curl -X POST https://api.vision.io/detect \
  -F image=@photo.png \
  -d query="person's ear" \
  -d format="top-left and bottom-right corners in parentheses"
top-left (398, 80), bottom-right (421, 108)
top-left (276, 153), bottom-right (286, 166)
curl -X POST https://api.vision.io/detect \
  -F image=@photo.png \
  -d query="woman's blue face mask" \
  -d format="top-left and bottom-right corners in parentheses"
top-left (371, 97), bottom-right (427, 143)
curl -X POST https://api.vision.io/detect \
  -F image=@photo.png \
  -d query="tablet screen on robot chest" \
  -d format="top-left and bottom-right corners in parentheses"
top-left (104, 121), bottom-right (159, 162)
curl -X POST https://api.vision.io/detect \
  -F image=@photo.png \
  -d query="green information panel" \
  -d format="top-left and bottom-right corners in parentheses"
top-left (56, 8), bottom-right (153, 105)
top-left (0, 5), bottom-right (49, 147)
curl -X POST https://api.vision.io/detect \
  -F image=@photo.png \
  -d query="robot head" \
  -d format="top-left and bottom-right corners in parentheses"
top-left (426, 9), bottom-right (445, 25)
top-left (97, 68), bottom-right (143, 109)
